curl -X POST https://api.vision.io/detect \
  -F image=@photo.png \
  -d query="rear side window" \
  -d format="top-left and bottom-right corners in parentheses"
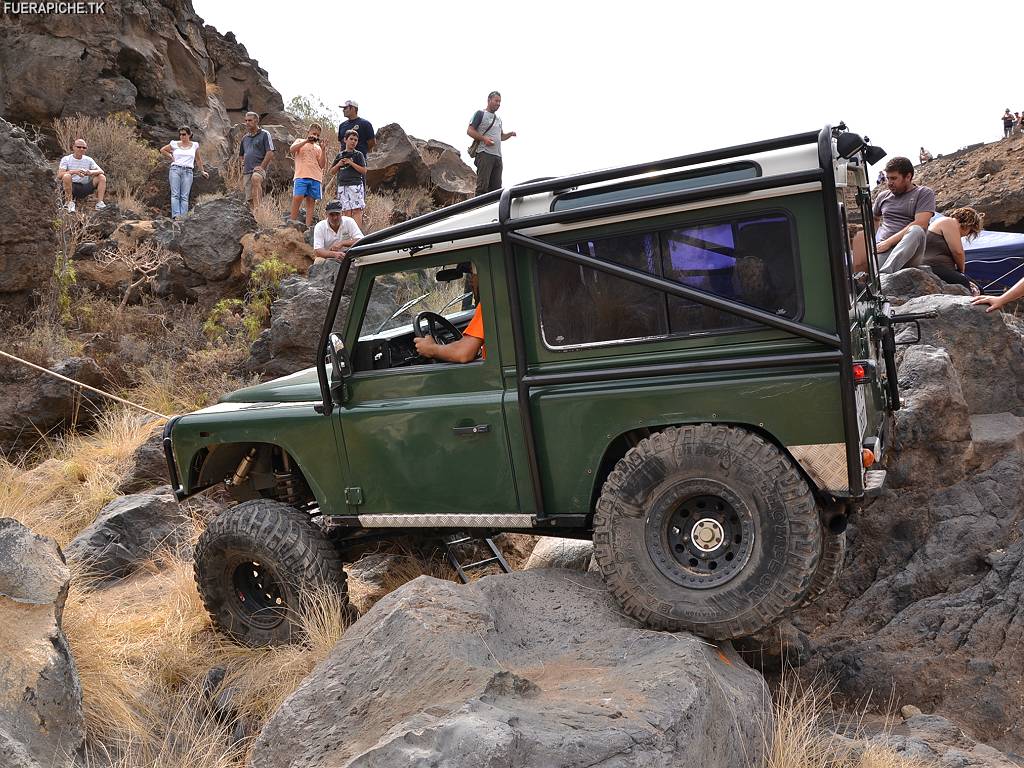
top-left (537, 212), bottom-right (800, 348)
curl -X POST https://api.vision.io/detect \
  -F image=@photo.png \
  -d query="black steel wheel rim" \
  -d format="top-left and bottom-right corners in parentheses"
top-left (645, 483), bottom-right (755, 589)
top-left (230, 559), bottom-right (288, 630)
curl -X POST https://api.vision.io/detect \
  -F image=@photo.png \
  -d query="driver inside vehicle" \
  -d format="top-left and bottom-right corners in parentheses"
top-left (414, 264), bottom-right (485, 363)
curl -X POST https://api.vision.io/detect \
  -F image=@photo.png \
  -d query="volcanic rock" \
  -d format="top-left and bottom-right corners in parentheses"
top-left (250, 569), bottom-right (769, 768)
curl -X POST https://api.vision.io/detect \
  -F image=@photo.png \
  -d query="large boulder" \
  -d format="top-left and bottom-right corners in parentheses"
top-left (886, 345), bottom-right (972, 489)
top-left (410, 137), bottom-right (477, 206)
top-left (0, 357), bottom-right (106, 455)
top-left (0, 0), bottom-right (284, 166)
top-left (365, 123), bottom-right (431, 191)
top-left (0, 519), bottom-right (84, 767)
top-left (248, 260), bottom-right (345, 378)
top-left (895, 295), bottom-right (1024, 415)
top-left (523, 536), bottom-right (594, 571)
top-left (64, 487), bottom-right (187, 583)
top-left (0, 118), bottom-right (57, 309)
top-left (250, 569), bottom-right (768, 768)
top-left (880, 266), bottom-right (971, 305)
top-left (153, 196), bottom-right (257, 302)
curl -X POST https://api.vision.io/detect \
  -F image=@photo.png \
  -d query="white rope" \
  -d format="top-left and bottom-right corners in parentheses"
top-left (0, 349), bottom-right (170, 420)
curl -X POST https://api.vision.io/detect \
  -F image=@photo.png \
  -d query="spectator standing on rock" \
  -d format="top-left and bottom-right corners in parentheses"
top-left (921, 207), bottom-right (984, 295)
top-left (328, 129), bottom-right (367, 229)
top-left (313, 200), bottom-right (363, 261)
top-left (57, 138), bottom-right (107, 212)
top-left (239, 111), bottom-right (275, 211)
top-left (919, 147), bottom-right (933, 163)
top-left (972, 274), bottom-right (1024, 312)
top-left (337, 100), bottom-right (375, 158)
top-left (872, 156), bottom-right (936, 274)
top-left (288, 123), bottom-right (326, 227)
top-left (468, 91), bottom-right (516, 196)
top-left (160, 126), bottom-right (209, 220)
top-left (876, 170), bottom-right (886, 186)
top-left (1002, 108), bottom-right (1015, 138)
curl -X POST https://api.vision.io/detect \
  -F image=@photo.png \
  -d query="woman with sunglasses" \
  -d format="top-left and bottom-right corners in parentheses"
top-left (160, 126), bottom-right (209, 220)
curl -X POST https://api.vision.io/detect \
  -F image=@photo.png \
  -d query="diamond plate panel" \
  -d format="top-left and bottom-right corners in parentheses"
top-left (358, 513), bottom-right (536, 529)
top-left (788, 443), bottom-right (849, 492)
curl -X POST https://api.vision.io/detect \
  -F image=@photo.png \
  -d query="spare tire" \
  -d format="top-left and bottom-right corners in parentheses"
top-left (194, 498), bottom-right (348, 646)
top-left (593, 424), bottom-right (821, 639)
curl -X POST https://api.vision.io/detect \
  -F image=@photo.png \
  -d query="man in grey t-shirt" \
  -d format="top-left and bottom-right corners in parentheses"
top-left (237, 111), bottom-right (275, 210)
top-left (467, 91), bottom-right (517, 196)
top-left (872, 156), bottom-right (936, 274)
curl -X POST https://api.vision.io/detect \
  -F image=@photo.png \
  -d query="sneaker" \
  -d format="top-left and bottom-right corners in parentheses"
top-left (66, 201), bottom-right (76, 213)
top-left (95, 200), bottom-right (107, 210)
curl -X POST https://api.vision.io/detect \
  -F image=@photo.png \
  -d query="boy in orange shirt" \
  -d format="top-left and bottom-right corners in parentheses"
top-left (289, 123), bottom-right (327, 227)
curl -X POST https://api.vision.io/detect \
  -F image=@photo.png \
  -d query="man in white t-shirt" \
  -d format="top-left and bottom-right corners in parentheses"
top-left (313, 200), bottom-right (363, 260)
top-left (57, 138), bottom-right (107, 212)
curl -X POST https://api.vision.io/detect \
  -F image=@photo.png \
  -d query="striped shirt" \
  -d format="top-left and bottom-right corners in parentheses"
top-left (59, 154), bottom-right (102, 183)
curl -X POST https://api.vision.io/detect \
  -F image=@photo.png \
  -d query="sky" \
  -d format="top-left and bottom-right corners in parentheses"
top-left (194, 0), bottom-right (1021, 188)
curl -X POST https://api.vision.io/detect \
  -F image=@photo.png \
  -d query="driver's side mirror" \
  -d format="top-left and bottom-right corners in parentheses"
top-left (326, 333), bottom-right (353, 404)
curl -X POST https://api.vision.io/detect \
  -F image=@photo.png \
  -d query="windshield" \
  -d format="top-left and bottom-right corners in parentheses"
top-left (358, 265), bottom-right (477, 339)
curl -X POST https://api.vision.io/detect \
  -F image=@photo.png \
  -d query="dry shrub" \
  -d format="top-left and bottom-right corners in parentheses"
top-left (346, 546), bottom-right (455, 614)
top-left (765, 678), bottom-right (933, 768)
top-left (0, 407), bottom-right (158, 547)
top-left (52, 113), bottom-right (161, 199)
top-left (250, 188), bottom-right (292, 230)
top-left (361, 186), bottom-right (439, 234)
top-left (133, 348), bottom-right (254, 416)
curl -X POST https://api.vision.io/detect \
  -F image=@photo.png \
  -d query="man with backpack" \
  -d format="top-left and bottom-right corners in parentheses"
top-left (467, 91), bottom-right (517, 196)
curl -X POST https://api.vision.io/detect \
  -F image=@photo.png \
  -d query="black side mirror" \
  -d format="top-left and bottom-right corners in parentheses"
top-left (326, 334), bottom-right (353, 404)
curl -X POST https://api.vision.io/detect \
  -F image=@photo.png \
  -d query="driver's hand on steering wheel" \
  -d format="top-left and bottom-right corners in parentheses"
top-left (413, 335), bottom-right (441, 359)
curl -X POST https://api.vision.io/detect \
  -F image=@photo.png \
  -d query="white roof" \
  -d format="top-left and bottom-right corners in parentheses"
top-left (355, 144), bottom-right (825, 266)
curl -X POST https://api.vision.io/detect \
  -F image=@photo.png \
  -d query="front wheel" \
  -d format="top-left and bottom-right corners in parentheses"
top-left (593, 424), bottom-right (821, 639)
top-left (194, 499), bottom-right (348, 646)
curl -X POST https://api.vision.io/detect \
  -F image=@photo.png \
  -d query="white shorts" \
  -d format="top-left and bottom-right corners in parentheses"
top-left (336, 184), bottom-right (365, 210)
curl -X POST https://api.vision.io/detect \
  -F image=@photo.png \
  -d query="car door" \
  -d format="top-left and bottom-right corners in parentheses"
top-left (334, 253), bottom-right (519, 517)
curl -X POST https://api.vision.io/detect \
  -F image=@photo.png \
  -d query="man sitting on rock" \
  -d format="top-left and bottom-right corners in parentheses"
top-left (313, 200), bottom-right (363, 261)
top-left (872, 156), bottom-right (936, 274)
top-left (57, 138), bottom-right (107, 213)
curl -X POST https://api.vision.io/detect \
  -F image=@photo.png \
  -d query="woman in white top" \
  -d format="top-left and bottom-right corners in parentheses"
top-left (160, 126), bottom-right (209, 219)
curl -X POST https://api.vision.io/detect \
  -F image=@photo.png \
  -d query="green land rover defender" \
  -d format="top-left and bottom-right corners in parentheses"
top-left (165, 124), bottom-right (930, 646)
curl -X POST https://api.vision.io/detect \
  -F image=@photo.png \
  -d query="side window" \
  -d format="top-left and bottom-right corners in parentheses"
top-left (536, 212), bottom-right (800, 348)
top-left (662, 215), bottom-right (799, 333)
top-left (353, 263), bottom-right (476, 371)
top-left (537, 233), bottom-right (667, 346)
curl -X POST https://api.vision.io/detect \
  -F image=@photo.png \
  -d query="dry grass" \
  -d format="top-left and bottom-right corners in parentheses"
top-left (0, 407), bottom-right (159, 547)
top-left (52, 113), bottom-right (160, 200)
top-left (764, 678), bottom-right (934, 768)
top-left (250, 188), bottom-right (292, 230)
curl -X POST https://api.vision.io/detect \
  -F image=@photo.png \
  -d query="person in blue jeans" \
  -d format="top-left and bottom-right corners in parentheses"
top-left (160, 126), bottom-right (209, 220)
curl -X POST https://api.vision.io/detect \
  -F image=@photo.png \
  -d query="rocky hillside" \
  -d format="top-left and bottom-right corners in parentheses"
top-left (914, 135), bottom-right (1024, 231)
top-left (0, 0), bottom-right (285, 164)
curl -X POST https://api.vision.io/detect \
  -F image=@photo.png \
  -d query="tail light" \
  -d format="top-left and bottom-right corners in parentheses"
top-left (852, 360), bottom-right (876, 385)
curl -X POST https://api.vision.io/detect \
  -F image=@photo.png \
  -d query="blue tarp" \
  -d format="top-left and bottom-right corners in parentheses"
top-left (963, 229), bottom-right (1024, 292)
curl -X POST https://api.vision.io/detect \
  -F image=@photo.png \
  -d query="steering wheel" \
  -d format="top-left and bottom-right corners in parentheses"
top-left (413, 311), bottom-right (463, 345)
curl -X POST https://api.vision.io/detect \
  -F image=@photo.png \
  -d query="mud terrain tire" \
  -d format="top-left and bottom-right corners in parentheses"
top-left (593, 424), bottom-right (821, 639)
top-left (802, 531), bottom-right (846, 607)
top-left (194, 499), bottom-right (347, 646)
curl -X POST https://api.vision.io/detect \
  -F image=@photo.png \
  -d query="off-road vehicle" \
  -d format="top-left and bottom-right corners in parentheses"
top-left (166, 124), bottom-right (929, 646)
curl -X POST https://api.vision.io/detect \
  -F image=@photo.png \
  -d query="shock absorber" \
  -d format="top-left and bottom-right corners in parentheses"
top-left (274, 451), bottom-right (302, 505)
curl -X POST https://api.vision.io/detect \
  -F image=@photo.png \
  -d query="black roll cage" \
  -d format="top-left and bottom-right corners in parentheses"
top-left (317, 125), bottom-right (869, 512)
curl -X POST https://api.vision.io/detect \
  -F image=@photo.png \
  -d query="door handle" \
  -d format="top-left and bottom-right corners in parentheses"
top-left (452, 424), bottom-right (491, 436)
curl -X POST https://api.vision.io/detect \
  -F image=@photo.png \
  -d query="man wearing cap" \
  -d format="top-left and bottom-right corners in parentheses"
top-left (337, 101), bottom-right (376, 158)
top-left (467, 91), bottom-right (517, 196)
top-left (313, 200), bottom-right (364, 261)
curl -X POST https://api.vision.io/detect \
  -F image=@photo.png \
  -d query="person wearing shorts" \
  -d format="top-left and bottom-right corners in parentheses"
top-left (57, 138), bottom-right (107, 212)
top-left (288, 123), bottom-right (326, 227)
top-left (328, 129), bottom-right (367, 228)
top-left (239, 111), bottom-right (275, 210)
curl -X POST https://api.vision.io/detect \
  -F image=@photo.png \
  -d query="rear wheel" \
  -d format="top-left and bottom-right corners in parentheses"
top-left (194, 499), bottom-right (348, 646)
top-left (593, 424), bottom-right (821, 639)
